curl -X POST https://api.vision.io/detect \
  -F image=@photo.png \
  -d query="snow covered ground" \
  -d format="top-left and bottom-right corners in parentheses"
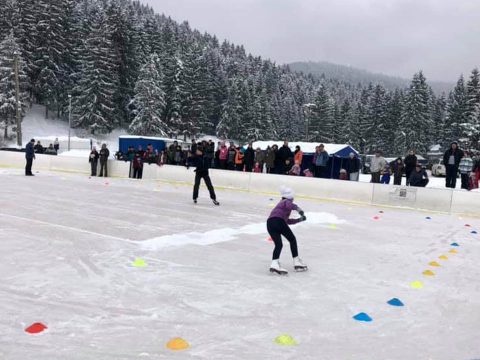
top-left (1, 169), bottom-right (479, 359)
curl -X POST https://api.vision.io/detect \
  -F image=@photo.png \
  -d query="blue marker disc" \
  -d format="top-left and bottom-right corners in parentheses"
top-left (353, 312), bottom-right (373, 322)
top-left (387, 298), bottom-right (404, 307)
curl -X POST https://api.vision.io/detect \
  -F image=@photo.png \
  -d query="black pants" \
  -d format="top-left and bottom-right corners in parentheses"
top-left (461, 173), bottom-right (470, 190)
top-left (219, 160), bottom-right (227, 169)
top-left (314, 165), bottom-right (326, 178)
top-left (193, 170), bottom-right (216, 200)
top-left (133, 167), bottom-right (143, 179)
top-left (371, 172), bottom-right (381, 183)
top-left (235, 164), bottom-right (244, 171)
top-left (405, 169), bottom-right (412, 185)
top-left (25, 158), bottom-right (33, 175)
top-left (227, 162), bottom-right (235, 171)
top-left (394, 175), bottom-right (402, 185)
top-left (245, 163), bottom-right (253, 172)
top-left (90, 160), bottom-right (97, 176)
top-left (267, 217), bottom-right (298, 260)
top-left (99, 161), bottom-right (108, 177)
top-left (446, 165), bottom-right (457, 188)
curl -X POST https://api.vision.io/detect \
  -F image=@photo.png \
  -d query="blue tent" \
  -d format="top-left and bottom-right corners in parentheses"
top-left (118, 136), bottom-right (184, 154)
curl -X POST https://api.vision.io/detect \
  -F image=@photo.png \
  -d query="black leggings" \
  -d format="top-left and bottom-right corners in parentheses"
top-left (267, 217), bottom-right (298, 260)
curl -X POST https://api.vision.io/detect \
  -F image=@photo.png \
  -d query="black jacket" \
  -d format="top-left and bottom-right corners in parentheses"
top-left (25, 142), bottom-right (35, 159)
top-left (409, 169), bottom-right (428, 187)
top-left (99, 148), bottom-right (110, 162)
top-left (89, 150), bottom-right (99, 163)
top-left (345, 158), bottom-right (360, 174)
top-left (243, 147), bottom-right (255, 166)
top-left (277, 145), bottom-right (293, 164)
top-left (195, 154), bottom-right (211, 172)
top-left (443, 148), bottom-right (464, 168)
top-left (404, 154), bottom-right (417, 171)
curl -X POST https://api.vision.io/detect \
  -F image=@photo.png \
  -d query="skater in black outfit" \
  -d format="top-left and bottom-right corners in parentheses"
top-left (267, 186), bottom-right (307, 275)
top-left (193, 142), bottom-right (220, 206)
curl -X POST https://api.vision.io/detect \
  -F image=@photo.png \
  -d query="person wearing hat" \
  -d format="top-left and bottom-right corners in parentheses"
top-left (409, 163), bottom-right (429, 187)
top-left (345, 152), bottom-right (360, 181)
top-left (25, 139), bottom-right (36, 176)
top-left (267, 186), bottom-right (307, 275)
top-left (443, 142), bottom-right (464, 188)
top-left (192, 143), bottom-right (220, 206)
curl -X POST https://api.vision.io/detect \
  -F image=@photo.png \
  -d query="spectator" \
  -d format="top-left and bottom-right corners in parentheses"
top-left (265, 145), bottom-right (276, 174)
top-left (380, 165), bottom-right (391, 184)
top-left (255, 147), bottom-right (265, 173)
top-left (253, 162), bottom-right (262, 173)
top-left (345, 152), bottom-right (360, 181)
top-left (133, 150), bottom-right (144, 179)
top-left (473, 153), bottom-right (480, 189)
top-left (167, 141), bottom-right (177, 164)
top-left (294, 146), bottom-right (303, 166)
top-left (25, 139), bottom-right (35, 176)
top-left (370, 150), bottom-right (386, 183)
top-left (191, 139), bottom-right (197, 155)
top-left (404, 150), bottom-right (417, 185)
top-left (174, 143), bottom-right (183, 165)
top-left (277, 141), bottom-right (293, 175)
top-left (218, 142), bottom-right (229, 169)
top-left (303, 168), bottom-right (314, 177)
top-left (391, 157), bottom-right (404, 186)
top-left (89, 146), bottom-right (99, 176)
top-left (243, 143), bottom-right (255, 172)
top-left (339, 169), bottom-right (348, 180)
top-left (409, 163), bottom-right (429, 187)
top-left (235, 146), bottom-right (244, 171)
top-left (99, 143), bottom-right (110, 177)
top-left (227, 143), bottom-right (237, 170)
top-left (54, 138), bottom-right (59, 153)
top-left (313, 144), bottom-right (329, 178)
top-left (34, 141), bottom-right (44, 154)
top-left (205, 140), bottom-right (215, 166)
top-left (214, 141), bottom-right (221, 168)
top-left (459, 152), bottom-right (473, 190)
top-left (45, 144), bottom-right (56, 155)
top-left (443, 142), bottom-right (464, 188)
top-left (144, 144), bottom-right (156, 164)
top-left (288, 159), bottom-right (302, 176)
top-left (126, 146), bottom-right (135, 178)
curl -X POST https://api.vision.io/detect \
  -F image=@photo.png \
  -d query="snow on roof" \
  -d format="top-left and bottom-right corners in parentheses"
top-left (248, 141), bottom-right (358, 154)
top-left (119, 135), bottom-right (185, 143)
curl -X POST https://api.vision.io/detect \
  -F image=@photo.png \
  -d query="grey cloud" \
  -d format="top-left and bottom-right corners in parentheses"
top-left (142, 0), bottom-right (480, 81)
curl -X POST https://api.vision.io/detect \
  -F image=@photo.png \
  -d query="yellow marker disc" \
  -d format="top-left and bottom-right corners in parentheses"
top-left (449, 249), bottom-right (458, 254)
top-left (423, 270), bottom-right (435, 276)
top-left (429, 261), bottom-right (441, 267)
top-left (166, 337), bottom-right (190, 351)
top-left (132, 258), bottom-right (147, 268)
top-left (439, 255), bottom-right (448, 260)
top-left (274, 334), bottom-right (297, 346)
top-left (410, 280), bottom-right (424, 289)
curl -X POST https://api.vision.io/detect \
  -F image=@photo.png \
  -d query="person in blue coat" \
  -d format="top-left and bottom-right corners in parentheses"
top-left (25, 139), bottom-right (35, 176)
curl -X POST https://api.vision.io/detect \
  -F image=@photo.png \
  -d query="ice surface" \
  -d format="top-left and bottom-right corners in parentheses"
top-left (1, 169), bottom-right (480, 359)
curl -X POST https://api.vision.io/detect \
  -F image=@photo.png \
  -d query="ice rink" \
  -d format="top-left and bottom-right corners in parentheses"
top-left (1, 169), bottom-right (479, 360)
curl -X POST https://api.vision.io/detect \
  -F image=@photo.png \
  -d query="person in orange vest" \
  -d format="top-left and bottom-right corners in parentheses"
top-left (294, 145), bottom-right (303, 165)
top-left (235, 147), bottom-right (244, 171)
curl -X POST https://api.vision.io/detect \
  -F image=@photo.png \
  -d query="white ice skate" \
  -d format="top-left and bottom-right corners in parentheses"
top-left (293, 257), bottom-right (308, 272)
top-left (270, 260), bottom-right (288, 275)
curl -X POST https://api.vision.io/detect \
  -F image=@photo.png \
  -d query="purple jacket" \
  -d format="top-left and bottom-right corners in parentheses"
top-left (268, 199), bottom-right (300, 225)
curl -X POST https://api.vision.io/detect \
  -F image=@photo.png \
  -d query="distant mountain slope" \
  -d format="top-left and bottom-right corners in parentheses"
top-left (289, 61), bottom-right (453, 94)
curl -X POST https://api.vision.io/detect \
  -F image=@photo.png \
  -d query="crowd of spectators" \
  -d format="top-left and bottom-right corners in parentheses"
top-left (112, 138), bottom-right (480, 190)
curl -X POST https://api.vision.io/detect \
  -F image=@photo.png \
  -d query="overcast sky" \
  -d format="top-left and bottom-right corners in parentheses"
top-left (142, 0), bottom-right (479, 82)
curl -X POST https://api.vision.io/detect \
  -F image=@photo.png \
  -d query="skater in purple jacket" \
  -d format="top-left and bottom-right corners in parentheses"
top-left (267, 186), bottom-right (307, 275)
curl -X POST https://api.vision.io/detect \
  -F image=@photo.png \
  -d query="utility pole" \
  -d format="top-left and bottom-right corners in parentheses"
top-left (303, 103), bottom-right (316, 142)
top-left (68, 94), bottom-right (72, 151)
top-left (13, 51), bottom-right (22, 147)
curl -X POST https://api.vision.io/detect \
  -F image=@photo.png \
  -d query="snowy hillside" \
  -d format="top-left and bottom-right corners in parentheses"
top-left (13, 104), bottom-right (127, 154)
